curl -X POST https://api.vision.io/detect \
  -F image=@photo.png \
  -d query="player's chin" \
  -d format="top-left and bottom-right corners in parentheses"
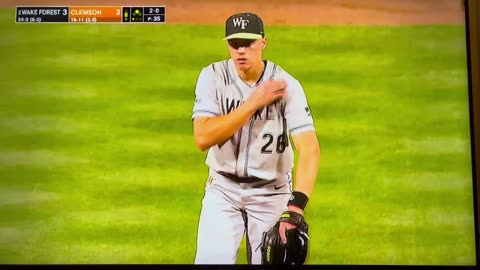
top-left (236, 62), bottom-right (250, 70)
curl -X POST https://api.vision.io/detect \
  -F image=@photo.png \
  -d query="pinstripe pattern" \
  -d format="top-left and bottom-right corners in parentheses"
top-left (192, 59), bottom-right (315, 180)
top-left (193, 12), bottom-right (316, 265)
top-left (194, 52), bottom-right (315, 265)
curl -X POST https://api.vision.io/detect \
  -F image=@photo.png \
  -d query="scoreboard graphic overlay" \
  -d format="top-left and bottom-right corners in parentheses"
top-left (15, 6), bottom-right (166, 23)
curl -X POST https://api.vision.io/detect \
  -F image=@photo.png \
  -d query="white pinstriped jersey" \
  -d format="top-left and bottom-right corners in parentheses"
top-left (192, 59), bottom-right (315, 181)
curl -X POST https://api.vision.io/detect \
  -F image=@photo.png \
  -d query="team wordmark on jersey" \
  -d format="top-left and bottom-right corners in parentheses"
top-left (224, 97), bottom-right (279, 121)
top-left (252, 105), bottom-right (276, 121)
top-left (225, 98), bottom-right (243, 114)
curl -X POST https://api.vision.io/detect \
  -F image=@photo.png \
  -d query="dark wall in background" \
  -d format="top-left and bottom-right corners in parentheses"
top-left (467, 0), bottom-right (480, 264)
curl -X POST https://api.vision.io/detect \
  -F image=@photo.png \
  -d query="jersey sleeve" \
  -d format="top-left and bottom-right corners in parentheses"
top-left (192, 66), bottom-right (220, 119)
top-left (284, 79), bottom-right (316, 136)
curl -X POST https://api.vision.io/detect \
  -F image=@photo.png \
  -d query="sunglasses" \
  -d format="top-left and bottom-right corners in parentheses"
top-left (227, 39), bottom-right (257, 49)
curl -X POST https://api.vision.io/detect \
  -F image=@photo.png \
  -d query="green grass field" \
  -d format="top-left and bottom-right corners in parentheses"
top-left (0, 9), bottom-right (477, 265)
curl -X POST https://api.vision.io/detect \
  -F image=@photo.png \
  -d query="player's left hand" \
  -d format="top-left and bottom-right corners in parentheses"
top-left (279, 205), bottom-right (303, 244)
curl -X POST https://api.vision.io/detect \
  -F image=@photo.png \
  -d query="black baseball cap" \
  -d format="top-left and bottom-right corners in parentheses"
top-left (223, 12), bottom-right (265, 40)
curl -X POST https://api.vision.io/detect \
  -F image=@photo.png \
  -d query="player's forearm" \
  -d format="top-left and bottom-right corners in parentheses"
top-left (194, 99), bottom-right (258, 151)
top-left (293, 144), bottom-right (320, 198)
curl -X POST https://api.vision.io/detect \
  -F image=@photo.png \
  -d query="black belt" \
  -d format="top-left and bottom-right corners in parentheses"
top-left (217, 171), bottom-right (263, 183)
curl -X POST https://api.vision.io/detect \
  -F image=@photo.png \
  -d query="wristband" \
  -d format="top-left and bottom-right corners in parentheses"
top-left (287, 191), bottom-right (309, 210)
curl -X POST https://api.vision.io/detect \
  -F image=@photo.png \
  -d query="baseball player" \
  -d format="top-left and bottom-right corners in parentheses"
top-left (191, 12), bottom-right (320, 264)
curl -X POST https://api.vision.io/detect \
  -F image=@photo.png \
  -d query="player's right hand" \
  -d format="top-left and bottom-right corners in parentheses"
top-left (249, 80), bottom-right (287, 109)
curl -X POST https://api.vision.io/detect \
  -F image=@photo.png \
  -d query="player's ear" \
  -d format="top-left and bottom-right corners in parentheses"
top-left (262, 38), bottom-right (267, 50)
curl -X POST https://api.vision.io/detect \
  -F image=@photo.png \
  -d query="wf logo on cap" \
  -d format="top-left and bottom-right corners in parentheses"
top-left (233, 17), bottom-right (249, 29)
top-left (224, 12), bottom-right (264, 40)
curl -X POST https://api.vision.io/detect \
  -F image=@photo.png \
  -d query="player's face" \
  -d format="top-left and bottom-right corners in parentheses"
top-left (227, 38), bottom-right (266, 70)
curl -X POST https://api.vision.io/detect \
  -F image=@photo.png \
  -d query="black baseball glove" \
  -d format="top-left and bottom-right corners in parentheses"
top-left (260, 211), bottom-right (309, 265)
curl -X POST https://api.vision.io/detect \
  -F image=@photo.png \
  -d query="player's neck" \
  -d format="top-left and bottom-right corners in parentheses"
top-left (236, 60), bottom-right (265, 86)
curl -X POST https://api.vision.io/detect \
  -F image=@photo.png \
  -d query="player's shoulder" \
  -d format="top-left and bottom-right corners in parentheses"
top-left (196, 60), bottom-right (230, 81)
top-left (267, 60), bottom-right (302, 88)
top-left (267, 60), bottom-right (298, 81)
top-left (196, 60), bottom-right (225, 80)
top-left (202, 59), bottom-right (229, 73)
